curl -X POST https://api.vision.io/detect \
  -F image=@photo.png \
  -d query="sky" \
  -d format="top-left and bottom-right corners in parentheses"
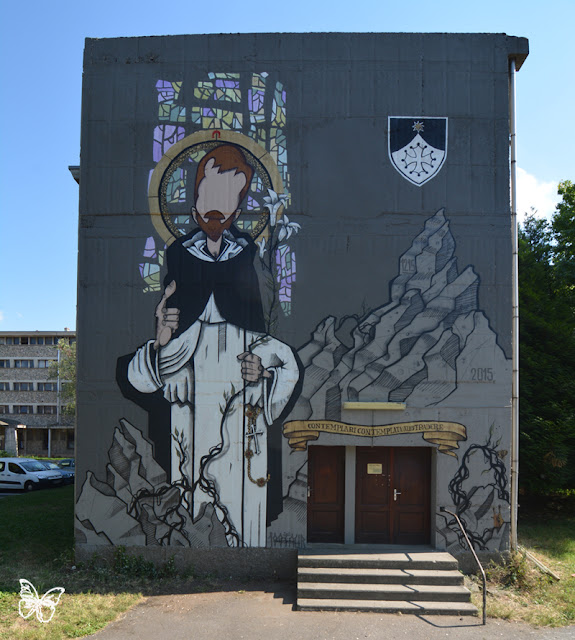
top-left (0, 0), bottom-right (573, 332)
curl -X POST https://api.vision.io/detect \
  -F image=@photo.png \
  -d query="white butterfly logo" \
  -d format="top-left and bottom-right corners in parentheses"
top-left (18, 578), bottom-right (65, 623)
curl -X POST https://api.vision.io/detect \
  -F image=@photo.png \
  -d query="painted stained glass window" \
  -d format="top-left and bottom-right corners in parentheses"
top-left (276, 245), bottom-right (296, 315)
top-left (139, 236), bottom-right (164, 293)
top-left (144, 73), bottom-right (296, 314)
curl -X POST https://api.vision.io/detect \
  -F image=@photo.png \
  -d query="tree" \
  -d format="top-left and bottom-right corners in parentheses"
top-left (519, 180), bottom-right (575, 493)
top-left (551, 180), bottom-right (575, 300)
top-left (48, 339), bottom-right (77, 416)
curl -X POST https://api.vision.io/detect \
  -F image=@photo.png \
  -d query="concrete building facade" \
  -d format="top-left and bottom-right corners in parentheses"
top-left (0, 331), bottom-right (76, 457)
top-left (74, 32), bottom-right (528, 573)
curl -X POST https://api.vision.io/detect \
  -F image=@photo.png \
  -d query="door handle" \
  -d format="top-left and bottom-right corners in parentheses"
top-left (394, 489), bottom-right (402, 501)
top-left (307, 486), bottom-right (311, 498)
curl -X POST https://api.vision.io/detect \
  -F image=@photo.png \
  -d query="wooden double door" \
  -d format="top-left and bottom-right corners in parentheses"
top-left (307, 446), bottom-right (431, 545)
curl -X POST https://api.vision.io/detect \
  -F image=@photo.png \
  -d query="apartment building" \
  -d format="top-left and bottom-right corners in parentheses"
top-left (0, 330), bottom-right (75, 457)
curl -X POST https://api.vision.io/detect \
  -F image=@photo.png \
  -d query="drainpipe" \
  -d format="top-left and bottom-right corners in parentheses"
top-left (509, 57), bottom-right (519, 552)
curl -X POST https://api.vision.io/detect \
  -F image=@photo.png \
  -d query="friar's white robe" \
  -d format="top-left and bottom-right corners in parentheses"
top-left (127, 231), bottom-right (299, 547)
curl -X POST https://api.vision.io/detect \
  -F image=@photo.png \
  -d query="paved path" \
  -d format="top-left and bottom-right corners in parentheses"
top-left (85, 584), bottom-right (575, 640)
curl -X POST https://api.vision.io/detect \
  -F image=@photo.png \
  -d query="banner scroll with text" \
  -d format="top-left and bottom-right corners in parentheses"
top-left (283, 420), bottom-right (467, 457)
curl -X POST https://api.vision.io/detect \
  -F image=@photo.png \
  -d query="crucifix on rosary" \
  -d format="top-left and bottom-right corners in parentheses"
top-left (246, 422), bottom-right (265, 455)
top-left (244, 404), bottom-right (269, 487)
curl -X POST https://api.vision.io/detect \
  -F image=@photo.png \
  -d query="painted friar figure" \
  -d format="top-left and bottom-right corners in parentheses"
top-left (117, 144), bottom-right (300, 547)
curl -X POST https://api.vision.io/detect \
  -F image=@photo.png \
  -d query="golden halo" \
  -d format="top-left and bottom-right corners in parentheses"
top-left (148, 130), bottom-right (285, 246)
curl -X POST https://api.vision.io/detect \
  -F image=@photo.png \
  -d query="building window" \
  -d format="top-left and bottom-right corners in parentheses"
top-left (5, 337), bottom-right (20, 345)
top-left (43, 431), bottom-right (49, 449)
top-left (20, 337), bottom-right (29, 345)
top-left (45, 337), bottom-right (56, 345)
top-left (0, 405), bottom-right (9, 414)
top-left (37, 382), bottom-right (57, 392)
top-left (37, 360), bottom-right (55, 368)
top-left (13, 382), bottom-right (34, 391)
top-left (30, 337), bottom-right (45, 345)
top-left (0, 383), bottom-right (9, 391)
top-left (13, 405), bottom-right (33, 414)
top-left (37, 406), bottom-right (57, 415)
top-left (0, 360), bottom-right (10, 368)
top-left (67, 431), bottom-right (75, 450)
top-left (14, 360), bottom-right (34, 369)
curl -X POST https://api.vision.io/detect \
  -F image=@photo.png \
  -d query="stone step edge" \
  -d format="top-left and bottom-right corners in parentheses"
top-left (298, 553), bottom-right (457, 562)
top-left (298, 558), bottom-right (458, 570)
top-left (298, 583), bottom-right (472, 602)
top-left (296, 598), bottom-right (479, 615)
top-left (298, 567), bottom-right (464, 584)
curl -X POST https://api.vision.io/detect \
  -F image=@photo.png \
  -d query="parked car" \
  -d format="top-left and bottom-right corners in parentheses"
top-left (57, 458), bottom-right (75, 469)
top-left (37, 460), bottom-right (75, 485)
top-left (0, 458), bottom-right (62, 491)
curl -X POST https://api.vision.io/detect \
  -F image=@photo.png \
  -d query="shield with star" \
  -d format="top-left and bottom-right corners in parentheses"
top-left (388, 117), bottom-right (448, 186)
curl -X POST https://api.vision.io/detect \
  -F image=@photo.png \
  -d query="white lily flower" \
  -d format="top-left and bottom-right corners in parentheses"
top-left (257, 237), bottom-right (267, 258)
top-left (276, 213), bottom-right (301, 240)
top-left (263, 189), bottom-right (288, 227)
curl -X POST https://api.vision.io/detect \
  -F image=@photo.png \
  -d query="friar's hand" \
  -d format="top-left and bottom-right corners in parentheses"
top-left (154, 280), bottom-right (179, 350)
top-left (237, 351), bottom-right (272, 383)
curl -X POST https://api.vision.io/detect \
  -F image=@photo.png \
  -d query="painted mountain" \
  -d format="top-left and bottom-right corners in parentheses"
top-left (288, 208), bottom-right (511, 420)
top-left (75, 418), bottom-right (227, 547)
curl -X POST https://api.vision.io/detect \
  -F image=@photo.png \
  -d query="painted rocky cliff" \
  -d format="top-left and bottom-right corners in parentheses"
top-left (289, 208), bottom-right (511, 419)
top-left (75, 418), bottom-right (227, 546)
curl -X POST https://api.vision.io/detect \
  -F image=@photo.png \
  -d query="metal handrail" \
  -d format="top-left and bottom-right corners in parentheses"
top-left (440, 506), bottom-right (487, 625)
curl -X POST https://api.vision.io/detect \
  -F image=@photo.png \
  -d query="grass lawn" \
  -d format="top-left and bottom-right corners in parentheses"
top-left (470, 495), bottom-right (575, 627)
top-left (0, 485), bottom-right (257, 639)
top-left (0, 486), bottom-right (148, 640)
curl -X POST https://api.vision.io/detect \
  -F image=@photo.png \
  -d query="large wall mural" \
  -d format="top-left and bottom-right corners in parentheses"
top-left (268, 208), bottom-right (512, 549)
top-left (77, 34), bottom-right (526, 557)
top-left (76, 204), bottom-right (512, 551)
top-left (121, 140), bottom-right (301, 548)
top-left (76, 74), bottom-right (303, 549)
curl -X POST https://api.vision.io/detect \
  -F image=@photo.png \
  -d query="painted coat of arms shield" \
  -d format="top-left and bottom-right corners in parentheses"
top-left (388, 117), bottom-right (448, 186)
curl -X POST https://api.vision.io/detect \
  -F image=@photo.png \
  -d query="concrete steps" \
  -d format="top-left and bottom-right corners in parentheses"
top-left (296, 549), bottom-right (477, 616)
top-left (298, 567), bottom-right (464, 585)
top-left (298, 551), bottom-right (458, 571)
top-left (296, 598), bottom-right (478, 615)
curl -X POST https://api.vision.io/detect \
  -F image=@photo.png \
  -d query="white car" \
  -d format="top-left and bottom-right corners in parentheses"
top-left (0, 458), bottom-right (62, 491)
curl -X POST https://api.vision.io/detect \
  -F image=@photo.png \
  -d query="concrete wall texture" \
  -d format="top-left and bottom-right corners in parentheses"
top-left (75, 33), bottom-right (528, 565)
